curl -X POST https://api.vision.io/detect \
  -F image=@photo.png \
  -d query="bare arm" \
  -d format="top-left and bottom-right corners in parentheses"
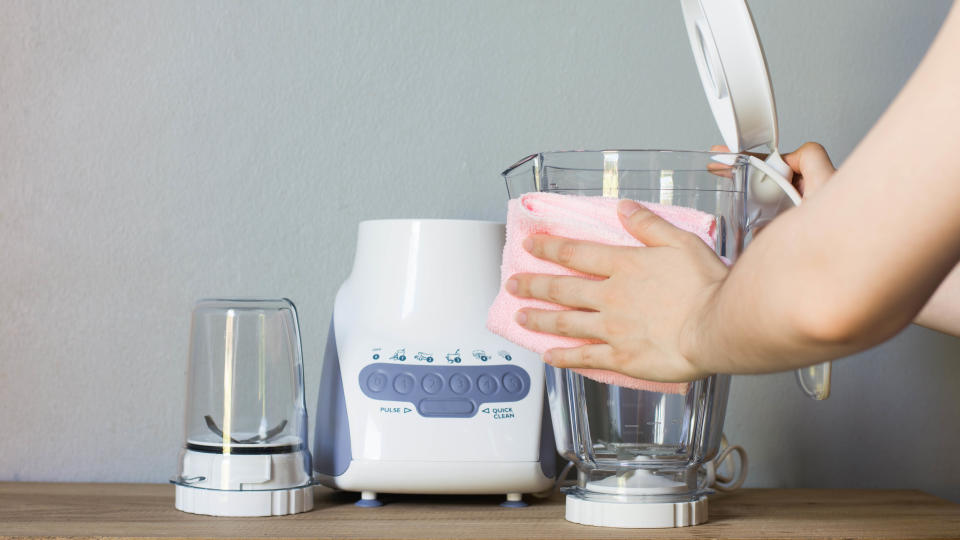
top-left (688, 1), bottom-right (960, 373)
top-left (508, 2), bottom-right (960, 380)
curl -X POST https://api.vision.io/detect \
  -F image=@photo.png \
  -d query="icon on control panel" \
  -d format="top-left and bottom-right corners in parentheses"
top-left (472, 349), bottom-right (489, 362)
top-left (390, 349), bottom-right (407, 362)
top-left (414, 352), bottom-right (434, 363)
top-left (498, 350), bottom-right (512, 361)
top-left (445, 349), bottom-right (462, 364)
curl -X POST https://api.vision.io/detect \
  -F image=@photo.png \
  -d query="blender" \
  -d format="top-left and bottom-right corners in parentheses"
top-left (498, 0), bottom-right (831, 528)
top-left (313, 220), bottom-right (555, 506)
top-left (172, 299), bottom-right (313, 517)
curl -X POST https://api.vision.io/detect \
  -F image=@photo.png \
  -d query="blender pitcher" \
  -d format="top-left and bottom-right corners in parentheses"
top-left (502, 150), bottom-right (817, 527)
top-left (496, 0), bottom-right (831, 528)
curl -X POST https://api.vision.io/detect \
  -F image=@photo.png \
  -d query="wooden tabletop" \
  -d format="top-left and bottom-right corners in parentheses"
top-left (1, 483), bottom-right (958, 539)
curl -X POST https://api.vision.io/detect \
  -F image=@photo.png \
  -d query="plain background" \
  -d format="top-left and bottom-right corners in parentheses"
top-left (2, 1), bottom-right (958, 502)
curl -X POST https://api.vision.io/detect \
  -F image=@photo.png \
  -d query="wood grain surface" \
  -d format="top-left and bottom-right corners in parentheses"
top-left (1, 483), bottom-right (958, 539)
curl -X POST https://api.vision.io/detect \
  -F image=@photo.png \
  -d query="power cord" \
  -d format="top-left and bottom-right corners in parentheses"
top-left (701, 434), bottom-right (749, 492)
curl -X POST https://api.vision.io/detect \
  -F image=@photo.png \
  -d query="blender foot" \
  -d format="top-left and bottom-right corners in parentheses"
top-left (500, 493), bottom-right (527, 508)
top-left (355, 491), bottom-right (382, 507)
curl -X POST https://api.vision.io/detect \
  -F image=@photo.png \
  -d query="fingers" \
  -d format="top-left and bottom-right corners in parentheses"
top-left (783, 142), bottom-right (835, 195)
top-left (516, 309), bottom-right (604, 340)
top-left (523, 235), bottom-right (624, 277)
top-left (783, 142), bottom-right (834, 173)
top-left (507, 273), bottom-right (601, 310)
top-left (542, 344), bottom-right (617, 370)
top-left (710, 144), bottom-right (768, 160)
top-left (617, 200), bottom-right (694, 247)
top-left (707, 145), bottom-right (735, 179)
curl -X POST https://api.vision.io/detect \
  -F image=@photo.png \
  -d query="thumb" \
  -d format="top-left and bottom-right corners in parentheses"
top-left (618, 200), bottom-right (686, 247)
top-left (783, 142), bottom-right (835, 195)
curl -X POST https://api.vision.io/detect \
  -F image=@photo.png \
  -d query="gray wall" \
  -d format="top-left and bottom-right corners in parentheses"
top-left (2, 0), bottom-right (957, 502)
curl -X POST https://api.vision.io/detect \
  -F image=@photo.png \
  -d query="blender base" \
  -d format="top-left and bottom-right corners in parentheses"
top-left (565, 493), bottom-right (708, 528)
top-left (174, 484), bottom-right (314, 517)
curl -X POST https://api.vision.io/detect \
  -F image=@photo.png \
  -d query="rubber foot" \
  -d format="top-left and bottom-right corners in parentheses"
top-left (500, 500), bottom-right (528, 508)
top-left (355, 499), bottom-right (383, 507)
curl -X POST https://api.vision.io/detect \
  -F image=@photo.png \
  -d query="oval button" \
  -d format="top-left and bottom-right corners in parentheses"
top-left (366, 371), bottom-right (388, 393)
top-left (449, 373), bottom-right (471, 395)
top-left (393, 373), bottom-right (415, 395)
top-left (419, 398), bottom-right (475, 417)
top-left (477, 374), bottom-right (498, 395)
top-left (502, 372), bottom-right (523, 394)
top-left (422, 373), bottom-right (443, 394)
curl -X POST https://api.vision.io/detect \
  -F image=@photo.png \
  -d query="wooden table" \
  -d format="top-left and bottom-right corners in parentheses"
top-left (1, 483), bottom-right (958, 539)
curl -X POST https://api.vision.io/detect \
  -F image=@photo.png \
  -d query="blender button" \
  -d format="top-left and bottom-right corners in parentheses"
top-left (477, 374), bottom-right (498, 395)
top-left (366, 371), bottom-right (388, 393)
top-left (419, 398), bottom-right (475, 417)
top-left (392, 373), bottom-right (416, 395)
top-left (449, 373), bottom-right (471, 394)
top-left (502, 373), bottom-right (523, 394)
top-left (421, 373), bottom-right (443, 394)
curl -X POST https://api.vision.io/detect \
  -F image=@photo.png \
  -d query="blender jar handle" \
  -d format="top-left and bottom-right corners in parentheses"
top-left (747, 154), bottom-right (832, 400)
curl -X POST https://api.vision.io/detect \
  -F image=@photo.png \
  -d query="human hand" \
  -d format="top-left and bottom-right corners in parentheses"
top-left (709, 142), bottom-right (835, 199)
top-left (507, 200), bottom-right (729, 382)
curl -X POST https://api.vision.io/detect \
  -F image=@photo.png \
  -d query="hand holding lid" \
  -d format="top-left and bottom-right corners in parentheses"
top-left (682, 0), bottom-right (831, 399)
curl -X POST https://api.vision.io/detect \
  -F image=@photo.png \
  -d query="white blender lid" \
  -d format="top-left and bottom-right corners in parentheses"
top-left (681, 0), bottom-right (780, 152)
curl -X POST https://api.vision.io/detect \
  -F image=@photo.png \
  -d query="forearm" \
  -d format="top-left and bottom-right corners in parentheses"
top-left (688, 2), bottom-right (960, 374)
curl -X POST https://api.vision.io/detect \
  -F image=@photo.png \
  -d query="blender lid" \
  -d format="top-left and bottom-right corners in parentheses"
top-left (681, 0), bottom-right (781, 153)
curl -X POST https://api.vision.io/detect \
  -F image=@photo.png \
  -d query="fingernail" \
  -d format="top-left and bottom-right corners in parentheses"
top-left (542, 351), bottom-right (552, 364)
top-left (618, 200), bottom-right (641, 217)
top-left (515, 311), bottom-right (527, 325)
top-left (505, 278), bottom-right (519, 294)
top-left (523, 237), bottom-right (534, 251)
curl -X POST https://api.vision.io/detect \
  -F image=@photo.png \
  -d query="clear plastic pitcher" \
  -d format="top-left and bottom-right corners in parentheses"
top-left (172, 298), bottom-right (313, 516)
top-left (502, 150), bottom-right (829, 527)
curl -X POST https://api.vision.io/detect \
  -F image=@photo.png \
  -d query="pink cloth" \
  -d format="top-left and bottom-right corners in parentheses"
top-left (486, 192), bottom-right (718, 395)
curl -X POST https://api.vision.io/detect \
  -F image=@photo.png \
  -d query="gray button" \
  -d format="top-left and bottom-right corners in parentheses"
top-left (449, 373), bottom-right (471, 394)
top-left (477, 374), bottom-right (498, 395)
top-left (421, 373), bottom-right (443, 394)
top-left (419, 398), bottom-right (475, 417)
top-left (502, 373), bottom-right (523, 394)
top-left (393, 373), bottom-right (415, 395)
top-left (367, 371), bottom-right (388, 393)
top-left (357, 362), bottom-right (531, 417)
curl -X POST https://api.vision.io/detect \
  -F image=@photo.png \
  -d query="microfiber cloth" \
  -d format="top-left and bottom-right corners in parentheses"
top-left (486, 192), bottom-right (718, 395)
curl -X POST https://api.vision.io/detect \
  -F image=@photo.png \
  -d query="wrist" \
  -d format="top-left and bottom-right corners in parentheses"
top-left (679, 280), bottom-right (724, 376)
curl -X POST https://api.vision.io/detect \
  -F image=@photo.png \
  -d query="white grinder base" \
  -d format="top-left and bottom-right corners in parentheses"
top-left (174, 484), bottom-right (313, 517)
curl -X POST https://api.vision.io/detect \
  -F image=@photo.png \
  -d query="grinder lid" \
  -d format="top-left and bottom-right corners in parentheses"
top-left (681, 0), bottom-right (781, 153)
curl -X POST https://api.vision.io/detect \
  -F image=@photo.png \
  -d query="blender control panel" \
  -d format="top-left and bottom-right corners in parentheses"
top-left (357, 362), bottom-right (530, 418)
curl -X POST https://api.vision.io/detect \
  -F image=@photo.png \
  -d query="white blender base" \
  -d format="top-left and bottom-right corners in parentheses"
top-left (317, 460), bottom-right (553, 495)
top-left (565, 494), bottom-right (708, 528)
top-left (175, 484), bottom-right (314, 517)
